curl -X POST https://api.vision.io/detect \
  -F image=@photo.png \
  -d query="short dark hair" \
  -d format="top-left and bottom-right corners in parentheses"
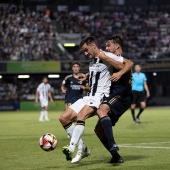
top-left (42, 76), bottom-right (48, 80)
top-left (72, 61), bottom-right (81, 67)
top-left (108, 34), bottom-right (123, 48)
top-left (79, 36), bottom-right (96, 47)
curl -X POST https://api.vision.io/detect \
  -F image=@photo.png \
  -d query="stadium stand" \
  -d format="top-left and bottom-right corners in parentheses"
top-left (56, 11), bottom-right (170, 59)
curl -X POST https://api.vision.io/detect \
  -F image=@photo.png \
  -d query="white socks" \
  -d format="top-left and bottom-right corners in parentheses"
top-left (39, 111), bottom-right (45, 121)
top-left (66, 124), bottom-right (85, 150)
top-left (69, 124), bottom-right (85, 152)
top-left (44, 110), bottom-right (49, 120)
top-left (39, 110), bottom-right (49, 121)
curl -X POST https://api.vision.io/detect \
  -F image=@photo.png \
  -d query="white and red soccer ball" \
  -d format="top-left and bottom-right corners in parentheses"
top-left (39, 133), bottom-right (57, 151)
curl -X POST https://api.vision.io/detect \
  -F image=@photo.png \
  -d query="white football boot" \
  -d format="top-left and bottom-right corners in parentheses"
top-left (71, 147), bottom-right (90, 163)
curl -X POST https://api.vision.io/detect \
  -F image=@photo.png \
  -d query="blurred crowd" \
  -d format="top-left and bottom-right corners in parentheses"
top-left (0, 7), bottom-right (170, 61)
top-left (57, 11), bottom-right (170, 59)
top-left (0, 7), bottom-right (61, 61)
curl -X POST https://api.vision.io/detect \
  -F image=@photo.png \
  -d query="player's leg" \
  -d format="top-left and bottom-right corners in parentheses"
top-left (60, 99), bottom-right (91, 161)
top-left (63, 105), bottom-right (95, 162)
top-left (131, 91), bottom-right (138, 123)
top-left (59, 107), bottom-right (82, 142)
top-left (44, 105), bottom-right (50, 121)
top-left (69, 105), bottom-right (95, 150)
top-left (97, 104), bottom-right (118, 152)
top-left (136, 92), bottom-right (146, 123)
top-left (136, 101), bottom-right (146, 123)
top-left (39, 100), bottom-right (46, 121)
top-left (96, 94), bottom-right (132, 163)
top-left (94, 120), bottom-right (124, 163)
top-left (39, 109), bottom-right (45, 121)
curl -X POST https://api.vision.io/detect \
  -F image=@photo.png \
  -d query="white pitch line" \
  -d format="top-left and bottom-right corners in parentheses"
top-left (119, 141), bottom-right (170, 146)
top-left (119, 145), bottom-right (170, 150)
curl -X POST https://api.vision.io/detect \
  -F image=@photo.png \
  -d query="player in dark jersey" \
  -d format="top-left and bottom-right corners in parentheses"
top-left (95, 34), bottom-right (133, 163)
top-left (61, 61), bottom-right (89, 108)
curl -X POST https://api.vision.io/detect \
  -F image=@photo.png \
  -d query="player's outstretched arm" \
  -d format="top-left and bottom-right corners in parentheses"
top-left (98, 51), bottom-right (124, 70)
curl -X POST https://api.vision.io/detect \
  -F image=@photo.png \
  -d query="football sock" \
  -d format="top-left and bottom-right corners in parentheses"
top-left (100, 116), bottom-right (116, 151)
top-left (64, 122), bottom-right (85, 150)
top-left (39, 111), bottom-right (44, 120)
top-left (44, 110), bottom-right (49, 120)
top-left (69, 120), bottom-right (85, 152)
top-left (136, 108), bottom-right (144, 118)
top-left (94, 121), bottom-right (110, 151)
top-left (131, 109), bottom-right (135, 120)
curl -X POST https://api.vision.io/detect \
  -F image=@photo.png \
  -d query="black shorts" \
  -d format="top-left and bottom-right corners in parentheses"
top-left (102, 93), bottom-right (133, 126)
top-left (132, 90), bottom-right (146, 104)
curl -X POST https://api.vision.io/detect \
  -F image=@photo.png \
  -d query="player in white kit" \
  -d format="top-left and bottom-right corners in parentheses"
top-left (35, 77), bottom-right (53, 121)
top-left (61, 36), bottom-right (131, 163)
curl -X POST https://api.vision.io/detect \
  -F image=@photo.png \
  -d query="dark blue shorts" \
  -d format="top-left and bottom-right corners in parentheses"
top-left (102, 93), bottom-right (133, 126)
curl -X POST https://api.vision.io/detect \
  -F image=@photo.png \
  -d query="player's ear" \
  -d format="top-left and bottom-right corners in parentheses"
top-left (92, 43), bottom-right (96, 49)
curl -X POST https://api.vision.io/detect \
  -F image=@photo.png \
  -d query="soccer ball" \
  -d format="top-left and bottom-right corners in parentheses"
top-left (39, 133), bottom-right (57, 151)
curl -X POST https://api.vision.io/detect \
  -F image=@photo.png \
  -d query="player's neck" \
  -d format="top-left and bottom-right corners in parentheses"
top-left (95, 48), bottom-right (101, 57)
top-left (73, 73), bottom-right (79, 77)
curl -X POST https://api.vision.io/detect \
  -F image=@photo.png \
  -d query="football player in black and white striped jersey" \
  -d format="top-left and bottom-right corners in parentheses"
top-left (60, 36), bottom-right (133, 163)
top-left (35, 77), bottom-right (53, 121)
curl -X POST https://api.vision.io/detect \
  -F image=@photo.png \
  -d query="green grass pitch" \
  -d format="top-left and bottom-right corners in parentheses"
top-left (0, 108), bottom-right (170, 170)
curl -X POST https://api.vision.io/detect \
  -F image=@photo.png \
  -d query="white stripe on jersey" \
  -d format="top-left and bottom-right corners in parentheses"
top-left (37, 83), bottom-right (51, 100)
top-left (88, 51), bottom-right (123, 98)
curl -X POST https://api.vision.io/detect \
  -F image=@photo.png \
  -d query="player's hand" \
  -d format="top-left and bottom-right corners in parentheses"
top-left (35, 99), bottom-right (38, 103)
top-left (78, 73), bottom-right (87, 82)
top-left (80, 85), bottom-right (86, 90)
top-left (146, 91), bottom-right (150, 98)
top-left (50, 99), bottom-right (53, 103)
top-left (110, 72), bottom-right (122, 82)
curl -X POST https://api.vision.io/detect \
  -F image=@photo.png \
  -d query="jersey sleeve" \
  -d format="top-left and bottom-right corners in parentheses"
top-left (63, 79), bottom-right (68, 87)
top-left (104, 51), bottom-right (123, 63)
top-left (63, 75), bottom-right (71, 86)
top-left (37, 84), bottom-right (41, 92)
top-left (48, 84), bottom-right (51, 92)
top-left (143, 73), bottom-right (147, 82)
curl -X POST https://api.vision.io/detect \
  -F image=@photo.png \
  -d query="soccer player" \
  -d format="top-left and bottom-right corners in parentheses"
top-left (131, 64), bottom-right (150, 123)
top-left (95, 34), bottom-right (133, 163)
top-left (61, 61), bottom-right (89, 108)
top-left (61, 36), bottom-right (133, 163)
top-left (35, 77), bottom-right (53, 121)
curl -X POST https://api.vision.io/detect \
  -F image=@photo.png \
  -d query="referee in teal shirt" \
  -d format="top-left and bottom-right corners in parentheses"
top-left (131, 64), bottom-right (150, 123)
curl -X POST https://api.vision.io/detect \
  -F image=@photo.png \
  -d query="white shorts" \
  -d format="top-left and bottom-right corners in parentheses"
top-left (70, 96), bottom-right (102, 114)
top-left (40, 99), bottom-right (48, 108)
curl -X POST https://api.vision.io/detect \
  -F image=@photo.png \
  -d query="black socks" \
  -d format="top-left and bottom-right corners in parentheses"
top-left (100, 116), bottom-right (116, 150)
top-left (137, 108), bottom-right (144, 119)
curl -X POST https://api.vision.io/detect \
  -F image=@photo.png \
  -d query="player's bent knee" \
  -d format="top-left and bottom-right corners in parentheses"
top-left (59, 109), bottom-right (77, 125)
top-left (97, 105), bottom-right (110, 118)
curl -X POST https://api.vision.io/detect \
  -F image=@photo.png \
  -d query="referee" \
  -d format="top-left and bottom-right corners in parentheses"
top-left (131, 64), bottom-right (150, 123)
